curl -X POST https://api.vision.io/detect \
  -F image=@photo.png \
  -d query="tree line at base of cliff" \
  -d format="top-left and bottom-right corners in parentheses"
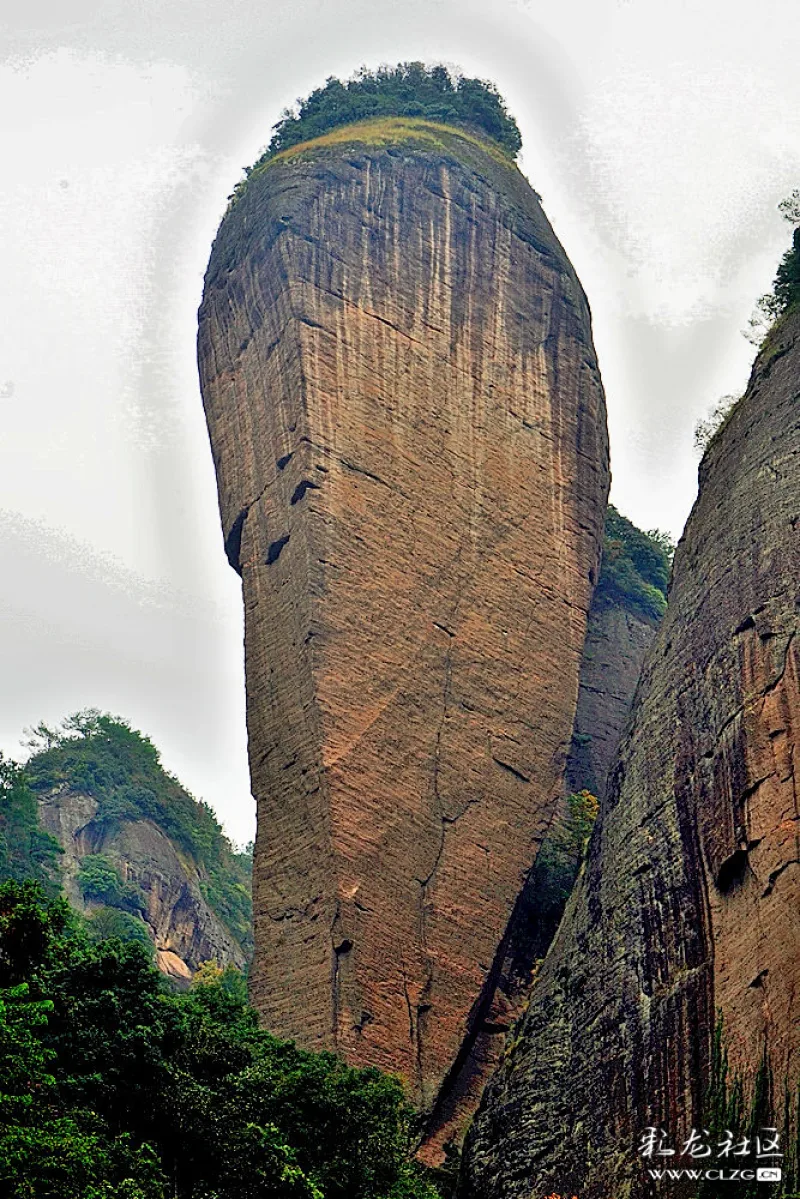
top-left (0, 879), bottom-right (442, 1199)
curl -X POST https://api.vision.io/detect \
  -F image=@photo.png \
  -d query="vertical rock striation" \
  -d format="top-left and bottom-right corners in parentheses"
top-left (460, 312), bottom-right (800, 1198)
top-left (422, 577), bottom-right (658, 1162)
top-left (197, 119), bottom-right (609, 1125)
top-left (566, 594), bottom-right (658, 802)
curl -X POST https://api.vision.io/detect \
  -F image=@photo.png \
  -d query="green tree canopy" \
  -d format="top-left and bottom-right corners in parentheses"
top-left (261, 63), bottom-right (522, 161)
top-left (0, 880), bottom-right (439, 1199)
top-left (594, 506), bottom-right (674, 623)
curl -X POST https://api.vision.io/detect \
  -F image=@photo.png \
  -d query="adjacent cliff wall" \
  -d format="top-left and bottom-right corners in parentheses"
top-left (460, 311), bottom-right (800, 1198)
top-left (422, 571), bottom-right (659, 1163)
top-left (566, 595), bottom-right (658, 801)
top-left (197, 118), bottom-right (609, 1120)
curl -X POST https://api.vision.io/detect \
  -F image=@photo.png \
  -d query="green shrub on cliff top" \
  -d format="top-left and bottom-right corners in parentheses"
top-left (594, 505), bottom-right (674, 623)
top-left (260, 63), bottom-right (522, 161)
top-left (746, 189), bottom-right (800, 346)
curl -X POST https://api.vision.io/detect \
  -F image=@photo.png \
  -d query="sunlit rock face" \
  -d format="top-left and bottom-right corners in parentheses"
top-left (197, 119), bottom-right (609, 1141)
top-left (422, 584), bottom-right (658, 1163)
top-left (459, 311), bottom-right (800, 1199)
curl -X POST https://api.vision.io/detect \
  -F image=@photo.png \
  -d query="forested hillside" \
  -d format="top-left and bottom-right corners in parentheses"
top-left (0, 880), bottom-right (440, 1198)
top-left (0, 712), bottom-right (252, 975)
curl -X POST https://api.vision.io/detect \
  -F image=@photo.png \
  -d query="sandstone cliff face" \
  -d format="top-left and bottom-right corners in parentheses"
top-left (39, 787), bottom-right (247, 983)
top-left (421, 587), bottom-right (656, 1162)
top-left (566, 594), bottom-right (657, 801)
top-left (460, 312), bottom-right (800, 1198)
top-left (197, 119), bottom-right (609, 1126)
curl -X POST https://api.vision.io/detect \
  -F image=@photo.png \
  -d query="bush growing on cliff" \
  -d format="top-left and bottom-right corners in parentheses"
top-left (745, 189), bottom-right (800, 346)
top-left (0, 880), bottom-right (441, 1199)
top-left (508, 789), bottom-right (600, 977)
top-left (532, 790), bottom-right (599, 923)
top-left (78, 854), bottom-right (145, 914)
top-left (693, 393), bottom-right (740, 455)
top-left (87, 907), bottom-right (154, 953)
top-left (594, 506), bottom-right (673, 623)
top-left (260, 63), bottom-right (522, 161)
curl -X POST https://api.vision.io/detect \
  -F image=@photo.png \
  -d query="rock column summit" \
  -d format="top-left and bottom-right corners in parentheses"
top-left (460, 311), bottom-right (800, 1198)
top-left (197, 118), bottom-right (609, 1129)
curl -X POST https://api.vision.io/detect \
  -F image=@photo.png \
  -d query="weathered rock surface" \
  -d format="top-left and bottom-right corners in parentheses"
top-left (197, 119), bottom-right (609, 1126)
top-left (39, 787), bottom-right (246, 980)
top-left (421, 585), bottom-right (656, 1162)
top-left (460, 312), bottom-right (800, 1198)
top-left (566, 594), bottom-right (657, 801)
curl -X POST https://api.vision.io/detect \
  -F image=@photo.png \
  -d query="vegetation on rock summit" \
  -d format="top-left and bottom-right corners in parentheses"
top-left (257, 63), bottom-right (522, 164)
top-left (1, 711), bottom-right (253, 958)
top-left (595, 506), bottom-right (674, 623)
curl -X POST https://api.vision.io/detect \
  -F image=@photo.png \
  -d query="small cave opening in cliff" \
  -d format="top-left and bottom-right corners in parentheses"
top-left (290, 479), bottom-right (321, 505)
top-left (224, 508), bottom-right (247, 576)
top-left (715, 848), bottom-right (749, 894)
top-left (266, 534), bottom-right (290, 565)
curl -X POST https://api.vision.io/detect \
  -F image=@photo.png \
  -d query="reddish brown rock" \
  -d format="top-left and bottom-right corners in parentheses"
top-left (197, 119), bottom-right (609, 1124)
top-left (460, 312), bottom-right (800, 1199)
top-left (421, 587), bottom-right (657, 1163)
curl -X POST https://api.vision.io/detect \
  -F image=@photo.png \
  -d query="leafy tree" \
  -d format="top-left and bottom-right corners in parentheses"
top-left (746, 189), bottom-right (800, 345)
top-left (192, 959), bottom-right (249, 1004)
top-left (0, 754), bottom-right (62, 892)
top-left (771, 226), bottom-right (800, 316)
top-left (0, 883), bottom-right (165, 1198)
top-left (258, 63), bottom-right (522, 162)
top-left (594, 506), bottom-right (674, 622)
top-left (0, 879), bottom-right (69, 987)
top-left (88, 907), bottom-right (154, 954)
top-left (0, 881), bottom-right (440, 1199)
top-left (694, 394), bottom-right (740, 455)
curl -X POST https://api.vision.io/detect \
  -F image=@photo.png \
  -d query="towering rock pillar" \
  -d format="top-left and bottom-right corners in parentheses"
top-left (460, 312), bottom-right (800, 1198)
top-left (197, 119), bottom-right (609, 1119)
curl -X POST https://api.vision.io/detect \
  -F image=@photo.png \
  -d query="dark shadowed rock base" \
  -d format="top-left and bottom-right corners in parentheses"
top-left (566, 595), bottom-right (657, 801)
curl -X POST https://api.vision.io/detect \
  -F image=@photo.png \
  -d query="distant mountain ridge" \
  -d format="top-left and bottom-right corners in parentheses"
top-left (0, 711), bottom-right (251, 984)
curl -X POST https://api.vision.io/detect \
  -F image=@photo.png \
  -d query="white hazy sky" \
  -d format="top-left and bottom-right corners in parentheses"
top-left (2, 0), bottom-right (799, 843)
